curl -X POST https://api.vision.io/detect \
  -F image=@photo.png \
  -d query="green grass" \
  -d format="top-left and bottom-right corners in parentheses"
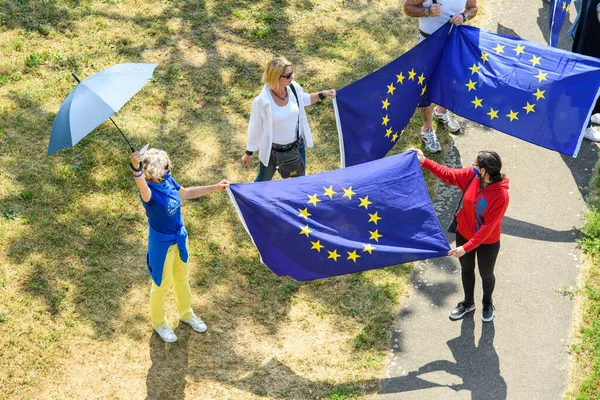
top-left (0, 0), bottom-right (457, 398)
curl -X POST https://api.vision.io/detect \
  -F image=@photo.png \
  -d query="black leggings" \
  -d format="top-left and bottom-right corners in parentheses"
top-left (456, 232), bottom-right (500, 305)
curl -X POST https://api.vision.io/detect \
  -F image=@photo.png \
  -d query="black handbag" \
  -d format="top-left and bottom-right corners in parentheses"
top-left (448, 175), bottom-right (476, 233)
top-left (271, 84), bottom-right (305, 179)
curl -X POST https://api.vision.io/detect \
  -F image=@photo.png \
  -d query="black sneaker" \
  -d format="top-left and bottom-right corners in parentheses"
top-left (482, 303), bottom-right (495, 322)
top-left (449, 302), bottom-right (475, 320)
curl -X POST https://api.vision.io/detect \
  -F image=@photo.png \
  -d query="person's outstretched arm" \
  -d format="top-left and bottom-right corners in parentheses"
top-left (178, 180), bottom-right (230, 200)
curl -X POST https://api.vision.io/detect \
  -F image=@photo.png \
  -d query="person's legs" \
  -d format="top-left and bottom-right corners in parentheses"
top-left (420, 104), bottom-right (434, 131)
top-left (476, 240), bottom-right (501, 305)
top-left (418, 102), bottom-right (441, 153)
top-left (150, 245), bottom-right (176, 328)
top-left (171, 245), bottom-right (194, 321)
top-left (456, 232), bottom-right (476, 305)
top-left (254, 158), bottom-right (277, 182)
top-left (298, 138), bottom-right (306, 177)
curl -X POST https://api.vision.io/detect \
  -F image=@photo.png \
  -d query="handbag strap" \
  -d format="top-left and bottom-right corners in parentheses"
top-left (453, 174), bottom-right (476, 215)
top-left (289, 83), bottom-right (300, 142)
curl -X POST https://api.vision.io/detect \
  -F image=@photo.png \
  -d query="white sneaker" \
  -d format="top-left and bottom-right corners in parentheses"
top-left (433, 107), bottom-right (461, 133)
top-left (591, 113), bottom-right (600, 125)
top-left (181, 315), bottom-right (207, 333)
top-left (584, 126), bottom-right (600, 142)
top-left (153, 324), bottom-right (177, 343)
top-left (421, 128), bottom-right (442, 153)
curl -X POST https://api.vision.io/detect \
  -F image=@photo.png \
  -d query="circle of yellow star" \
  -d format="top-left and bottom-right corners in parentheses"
top-left (469, 63), bottom-right (481, 75)
top-left (506, 110), bottom-right (519, 122)
top-left (533, 88), bottom-right (546, 100)
top-left (387, 83), bottom-right (396, 95)
top-left (362, 243), bottom-right (375, 254)
top-left (385, 127), bottom-right (393, 138)
top-left (514, 44), bottom-right (526, 56)
top-left (307, 193), bottom-right (321, 207)
top-left (327, 249), bottom-right (341, 261)
top-left (299, 224), bottom-right (312, 237)
top-left (323, 186), bottom-right (337, 199)
top-left (381, 98), bottom-right (390, 110)
top-left (347, 250), bottom-right (361, 263)
top-left (417, 73), bottom-right (426, 85)
top-left (396, 72), bottom-right (405, 84)
top-left (298, 208), bottom-right (312, 220)
top-left (487, 108), bottom-right (499, 120)
top-left (408, 68), bottom-right (416, 80)
top-left (480, 51), bottom-right (489, 62)
top-left (529, 55), bottom-right (542, 67)
top-left (369, 229), bottom-right (382, 242)
top-left (342, 187), bottom-right (356, 200)
top-left (535, 70), bottom-right (547, 83)
top-left (523, 102), bottom-right (536, 114)
top-left (311, 240), bottom-right (324, 252)
top-left (472, 96), bottom-right (483, 108)
top-left (359, 196), bottom-right (372, 209)
top-left (368, 212), bottom-right (382, 225)
top-left (391, 133), bottom-right (399, 142)
top-left (382, 114), bottom-right (390, 126)
top-left (465, 79), bottom-right (477, 92)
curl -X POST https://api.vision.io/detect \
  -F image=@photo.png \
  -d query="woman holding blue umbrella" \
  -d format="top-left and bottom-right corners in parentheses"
top-left (130, 149), bottom-right (229, 343)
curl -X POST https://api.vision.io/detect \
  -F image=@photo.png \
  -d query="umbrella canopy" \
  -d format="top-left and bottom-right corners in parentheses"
top-left (48, 63), bottom-right (157, 156)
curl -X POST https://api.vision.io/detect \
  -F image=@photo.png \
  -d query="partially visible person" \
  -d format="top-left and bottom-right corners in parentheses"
top-left (241, 57), bottom-right (336, 181)
top-left (413, 148), bottom-right (509, 322)
top-left (130, 149), bottom-right (229, 343)
top-left (403, 0), bottom-right (478, 153)
top-left (572, 0), bottom-right (600, 141)
top-left (567, 0), bottom-right (582, 40)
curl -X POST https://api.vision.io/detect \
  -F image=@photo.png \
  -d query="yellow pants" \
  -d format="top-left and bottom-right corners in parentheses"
top-left (150, 244), bottom-right (193, 328)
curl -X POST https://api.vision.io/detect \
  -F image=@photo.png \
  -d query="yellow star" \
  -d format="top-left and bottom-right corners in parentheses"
top-left (342, 187), bottom-right (356, 200)
top-left (298, 208), bottom-right (312, 220)
top-left (523, 102), bottom-right (536, 114)
top-left (359, 196), bottom-right (372, 209)
top-left (369, 229), bottom-right (382, 242)
top-left (368, 211), bottom-right (382, 225)
top-left (381, 98), bottom-right (390, 110)
top-left (385, 127), bottom-right (393, 138)
top-left (323, 186), bottom-right (337, 199)
top-left (387, 83), bottom-right (396, 95)
top-left (299, 224), bottom-right (312, 237)
top-left (417, 73), bottom-right (426, 85)
top-left (396, 72), bottom-right (405, 84)
top-left (487, 108), bottom-right (499, 120)
top-left (562, 1), bottom-right (568, 11)
top-left (327, 249), bottom-right (340, 262)
top-left (469, 63), bottom-right (481, 75)
top-left (535, 70), bottom-right (548, 83)
top-left (465, 79), bottom-right (477, 91)
top-left (347, 250), bottom-right (361, 263)
top-left (514, 44), bottom-right (526, 56)
top-left (400, 129), bottom-right (406, 136)
top-left (480, 51), bottom-right (489, 62)
top-left (382, 114), bottom-right (390, 126)
top-left (493, 44), bottom-right (505, 54)
top-left (420, 85), bottom-right (427, 96)
top-left (471, 96), bottom-right (483, 108)
top-left (362, 243), bottom-right (375, 254)
top-left (311, 240), bottom-right (324, 252)
top-left (408, 68), bottom-right (416, 80)
top-left (392, 132), bottom-right (398, 142)
top-left (533, 88), bottom-right (546, 100)
top-left (506, 110), bottom-right (519, 122)
top-left (529, 55), bottom-right (542, 67)
top-left (307, 193), bottom-right (321, 207)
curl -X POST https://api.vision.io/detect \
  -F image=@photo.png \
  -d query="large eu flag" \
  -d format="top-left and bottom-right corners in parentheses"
top-left (549, 0), bottom-right (573, 47)
top-left (334, 24), bottom-right (451, 168)
top-left (228, 152), bottom-right (450, 281)
top-left (429, 24), bottom-right (600, 157)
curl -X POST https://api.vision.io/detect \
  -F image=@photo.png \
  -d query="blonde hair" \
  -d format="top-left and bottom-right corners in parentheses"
top-left (141, 148), bottom-right (171, 180)
top-left (262, 57), bottom-right (292, 89)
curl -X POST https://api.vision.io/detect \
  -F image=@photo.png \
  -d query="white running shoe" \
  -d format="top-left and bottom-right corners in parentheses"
top-left (433, 107), bottom-right (461, 133)
top-left (590, 113), bottom-right (600, 125)
top-left (181, 315), bottom-right (207, 333)
top-left (421, 128), bottom-right (442, 153)
top-left (584, 125), bottom-right (600, 142)
top-left (153, 324), bottom-right (177, 343)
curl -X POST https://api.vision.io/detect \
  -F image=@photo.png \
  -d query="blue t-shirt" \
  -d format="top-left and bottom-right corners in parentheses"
top-left (142, 177), bottom-right (184, 234)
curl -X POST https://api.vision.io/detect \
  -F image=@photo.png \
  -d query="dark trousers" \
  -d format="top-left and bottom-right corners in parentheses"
top-left (456, 231), bottom-right (500, 305)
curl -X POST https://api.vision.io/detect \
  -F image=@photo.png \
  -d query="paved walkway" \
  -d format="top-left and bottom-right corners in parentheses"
top-left (380, 1), bottom-right (600, 399)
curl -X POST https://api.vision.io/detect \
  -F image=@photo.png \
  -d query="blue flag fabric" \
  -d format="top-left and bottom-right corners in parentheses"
top-left (428, 24), bottom-right (600, 157)
top-left (549, 0), bottom-right (573, 47)
top-left (228, 152), bottom-right (450, 281)
top-left (334, 24), bottom-right (451, 168)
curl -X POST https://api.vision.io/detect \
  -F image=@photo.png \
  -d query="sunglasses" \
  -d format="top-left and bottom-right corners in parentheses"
top-left (280, 70), bottom-right (294, 79)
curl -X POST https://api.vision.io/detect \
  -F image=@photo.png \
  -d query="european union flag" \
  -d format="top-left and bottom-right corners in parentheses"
top-left (228, 152), bottom-right (450, 281)
top-left (549, 0), bottom-right (573, 47)
top-left (428, 24), bottom-right (600, 157)
top-left (334, 24), bottom-right (451, 168)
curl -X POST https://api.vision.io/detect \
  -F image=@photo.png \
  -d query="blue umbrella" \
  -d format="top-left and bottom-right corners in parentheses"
top-left (48, 63), bottom-right (157, 156)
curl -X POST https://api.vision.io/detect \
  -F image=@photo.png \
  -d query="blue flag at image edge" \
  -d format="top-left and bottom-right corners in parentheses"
top-left (429, 24), bottom-right (600, 157)
top-left (549, 0), bottom-right (573, 47)
top-left (334, 24), bottom-right (451, 168)
top-left (228, 152), bottom-right (450, 281)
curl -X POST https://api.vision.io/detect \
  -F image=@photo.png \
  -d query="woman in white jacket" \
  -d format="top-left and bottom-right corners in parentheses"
top-left (240, 57), bottom-right (336, 181)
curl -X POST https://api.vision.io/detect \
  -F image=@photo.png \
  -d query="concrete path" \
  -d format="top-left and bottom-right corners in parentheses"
top-left (380, 1), bottom-right (600, 399)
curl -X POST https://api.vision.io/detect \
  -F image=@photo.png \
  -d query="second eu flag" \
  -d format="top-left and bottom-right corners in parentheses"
top-left (228, 152), bottom-right (450, 281)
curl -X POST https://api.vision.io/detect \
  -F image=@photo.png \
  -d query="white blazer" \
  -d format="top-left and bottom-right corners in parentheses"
top-left (246, 81), bottom-right (314, 167)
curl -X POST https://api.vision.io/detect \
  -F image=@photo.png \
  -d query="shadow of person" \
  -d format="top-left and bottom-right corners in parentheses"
top-left (501, 215), bottom-right (579, 242)
top-left (145, 326), bottom-right (191, 400)
top-left (560, 138), bottom-right (600, 204)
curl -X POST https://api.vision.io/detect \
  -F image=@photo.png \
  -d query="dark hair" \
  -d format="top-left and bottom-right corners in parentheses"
top-left (476, 151), bottom-right (505, 183)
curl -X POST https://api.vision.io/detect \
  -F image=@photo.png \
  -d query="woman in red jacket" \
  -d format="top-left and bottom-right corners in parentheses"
top-left (413, 148), bottom-right (509, 322)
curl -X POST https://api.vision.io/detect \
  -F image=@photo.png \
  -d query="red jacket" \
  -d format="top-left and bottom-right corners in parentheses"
top-left (423, 158), bottom-right (510, 252)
